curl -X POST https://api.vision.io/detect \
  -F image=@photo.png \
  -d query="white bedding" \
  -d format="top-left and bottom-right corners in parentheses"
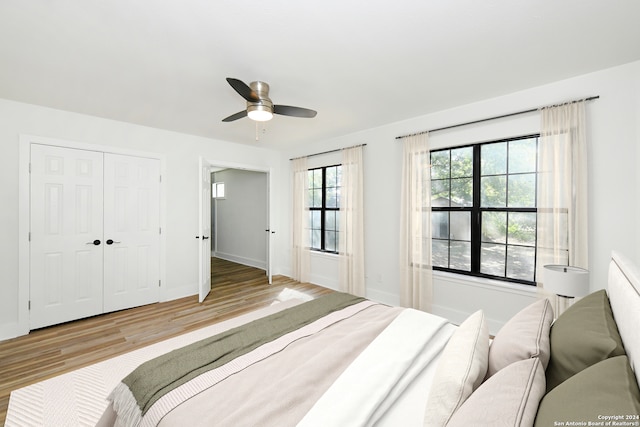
top-left (6, 300), bottom-right (304, 427)
top-left (299, 309), bottom-right (454, 427)
top-left (6, 298), bottom-right (456, 427)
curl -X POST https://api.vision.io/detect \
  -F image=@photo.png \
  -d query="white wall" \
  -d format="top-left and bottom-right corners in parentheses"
top-left (280, 60), bottom-right (640, 334)
top-left (0, 99), bottom-right (283, 340)
top-left (1, 61), bottom-right (638, 339)
top-left (213, 168), bottom-right (268, 269)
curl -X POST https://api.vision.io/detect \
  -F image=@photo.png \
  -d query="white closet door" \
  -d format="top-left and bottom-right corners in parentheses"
top-left (30, 144), bottom-right (104, 329)
top-left (103, 153), bottom-right (160, 312)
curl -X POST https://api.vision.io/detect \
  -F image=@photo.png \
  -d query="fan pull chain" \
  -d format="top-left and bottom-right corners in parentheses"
top-left (255, 122), bottom-right (267, 141)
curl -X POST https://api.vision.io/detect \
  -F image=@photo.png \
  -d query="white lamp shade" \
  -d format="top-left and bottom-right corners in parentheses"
top-left (247, 104), bottom-right (273, 121)
top-left (543, 265), bottom-right (590, 298)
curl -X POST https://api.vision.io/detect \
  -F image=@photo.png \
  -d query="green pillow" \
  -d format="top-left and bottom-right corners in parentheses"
top-left (535, 356), bottom-right (640, 426)
top-left (546, 289), bottom-right (626, 391)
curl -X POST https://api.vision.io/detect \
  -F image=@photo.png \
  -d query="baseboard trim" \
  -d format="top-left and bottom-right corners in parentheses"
top-left (213, 252), bottom-right (267, 271)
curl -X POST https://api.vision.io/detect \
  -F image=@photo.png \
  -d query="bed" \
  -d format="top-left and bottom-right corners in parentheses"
top-left (6, 251), bottom-right (640, 426)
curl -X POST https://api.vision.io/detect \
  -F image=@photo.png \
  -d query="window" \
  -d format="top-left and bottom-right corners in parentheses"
top-left (212, 182), bottom-right (225, 199)
top-left (308, 165), bottom-right (341, 253)
top-left (431, 135), bottom-right (539, 284)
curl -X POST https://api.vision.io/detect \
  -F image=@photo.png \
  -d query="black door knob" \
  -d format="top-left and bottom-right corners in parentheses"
top-left (93, 239), bottom-right (101, 245)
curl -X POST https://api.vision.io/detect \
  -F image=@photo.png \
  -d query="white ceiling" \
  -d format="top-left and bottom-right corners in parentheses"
top-left (1, 1), bottom-right (639, 151)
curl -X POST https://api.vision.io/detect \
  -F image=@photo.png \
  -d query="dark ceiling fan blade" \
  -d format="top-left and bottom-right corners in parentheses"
top-left (222, 110), bottom-right (248, 122)
top-left (226, 78), bottom-right (260, 102)
top-left (273, 105), bottom-right (317, 118)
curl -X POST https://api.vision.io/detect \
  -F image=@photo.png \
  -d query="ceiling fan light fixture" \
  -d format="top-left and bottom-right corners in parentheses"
top-left (247, 103), bottom-right (273, 122)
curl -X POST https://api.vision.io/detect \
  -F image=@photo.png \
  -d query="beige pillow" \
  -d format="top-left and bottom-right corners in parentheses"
top-left (487, 298), bottom-right (553, 378)
top-left (424, 310), bottom-right (489, 427)
top-left (447, 358), bottom-right (546, 427)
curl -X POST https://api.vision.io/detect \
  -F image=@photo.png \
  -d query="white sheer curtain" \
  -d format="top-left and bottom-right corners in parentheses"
top-left (536, 101), bottom-right (588, 285)
top-left (399, 133), bottom-right (432, 311)
top-left (339, 146), bottom-right (365, 297)
top-left (291, 157), bottom-right (310, 282)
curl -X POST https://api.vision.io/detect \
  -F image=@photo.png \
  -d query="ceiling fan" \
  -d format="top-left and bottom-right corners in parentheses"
top-left (222, 78), bottom-right (317, 122)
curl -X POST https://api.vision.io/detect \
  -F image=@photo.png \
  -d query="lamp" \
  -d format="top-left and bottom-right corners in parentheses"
top-left (247, 81), bottom-right (273, 122)
top-left (543, 265), bottom-right (590, 315)
top-left (247, 103), bottom-right (273, 122)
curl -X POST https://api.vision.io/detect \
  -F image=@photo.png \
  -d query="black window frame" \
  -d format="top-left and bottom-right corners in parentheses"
top-left (431, 134), bottom-right (540, 286)
top-left (308, 164), bottom-right (341, 254)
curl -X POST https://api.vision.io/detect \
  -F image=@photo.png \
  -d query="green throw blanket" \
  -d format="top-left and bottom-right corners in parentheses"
top-left (121, 292), bottom-right (365, 416)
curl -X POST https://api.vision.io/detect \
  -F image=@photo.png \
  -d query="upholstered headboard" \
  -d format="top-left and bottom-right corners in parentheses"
top-left (533, 252), bottom-right (640, 425)
top-left (608, 251), bottom-right (640, 386)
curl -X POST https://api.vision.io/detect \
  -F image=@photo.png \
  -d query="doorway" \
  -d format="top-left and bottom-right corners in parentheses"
top-left (198, 159), bottom-right (273, 302)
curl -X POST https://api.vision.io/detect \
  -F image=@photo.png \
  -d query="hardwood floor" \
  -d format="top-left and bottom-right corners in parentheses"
top-left (0, 258), bottom-right (333, 425)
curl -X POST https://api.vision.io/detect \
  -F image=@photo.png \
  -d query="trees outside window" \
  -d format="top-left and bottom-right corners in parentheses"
top-left (431, 135), bottom-right (539, 284)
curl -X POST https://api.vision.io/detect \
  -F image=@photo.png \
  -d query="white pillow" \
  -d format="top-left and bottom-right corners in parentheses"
top-left (423, 310), bottom-right (489, 427)
top-left (447, 358), bottom-right (546, 427)
top-left (608, 251), bottom-right (640, 387)
top-left (486, 298), bottom-right (553, 378)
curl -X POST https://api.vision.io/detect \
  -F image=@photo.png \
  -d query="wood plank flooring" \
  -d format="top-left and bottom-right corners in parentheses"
top-left (0, 258), bottom-right (333, 425)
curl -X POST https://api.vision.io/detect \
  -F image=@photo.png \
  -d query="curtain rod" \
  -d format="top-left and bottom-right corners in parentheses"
top-left (289, 143), bottom-right (367, 161)
top-left (395, 95), bottom-right (600, 140)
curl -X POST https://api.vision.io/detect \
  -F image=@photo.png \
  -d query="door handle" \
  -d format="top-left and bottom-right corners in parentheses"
top-left (202, 236), bottom-right (209, 240)
top-left (86, 239), bottom-right (101, 245)
top-left (106, 239), bottom-right (121, 245)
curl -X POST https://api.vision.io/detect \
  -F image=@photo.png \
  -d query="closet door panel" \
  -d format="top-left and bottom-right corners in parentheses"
top-left (103, 153), bottom-right (160, 312)
top-left (30, 144), bottom-right (104, 329)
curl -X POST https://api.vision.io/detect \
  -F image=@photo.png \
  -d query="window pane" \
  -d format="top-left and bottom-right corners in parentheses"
top-left (325, 211), bottom-right (336, 231)
top-left (481, 175), bottom-right (506, 207)
top-left (432, 240), bottom-right (449, 268)
top-left (509, 138), bottom-right (537, 174)
top-left (508, 212), bottom-right (536, 246)
top-left (325, 231), bottom-right (337, 252)
top-left (450, 211), bottom-right (470, 241)
top-left (312, 169), bottom-right (322, 188)
top-left (481, 243), bottom-right (506, 276)
top-left (451, 178), bottom-right (472, 207)
top-left (310, 229), bottom-right (321, 250)
top-left (451, 147), bottom-right (473, 178)
top-left (508, 173), bottom-right (535, 207)
top-left (431, 211), bottom-right (449, 239)
top-left (431, 179), bottom-right (450, 206)
top-left (482, 211), bottom-right (507, 243)
top-left (481, 142), bottom-right (507, 175)
top-left (326, 187), bottom-right (337, 208)
top-left (507, 246), bottom-right (535, 281)
top-left (311, 210), bottom-right (321, 229)
top-left (308, 189), bottom-right (322, 208)
top-left (431, 151), bottom-right (450, 180)
top-left (450, 241), bottom-right (471, 271)
top-left (326, 166), bottom-right (337, 187)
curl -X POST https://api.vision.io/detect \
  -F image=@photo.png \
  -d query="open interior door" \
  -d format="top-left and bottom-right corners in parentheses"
top-left (198, 156), bottom-right (212, 303)
top-left (267, 171), bottom-right (273, 284)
